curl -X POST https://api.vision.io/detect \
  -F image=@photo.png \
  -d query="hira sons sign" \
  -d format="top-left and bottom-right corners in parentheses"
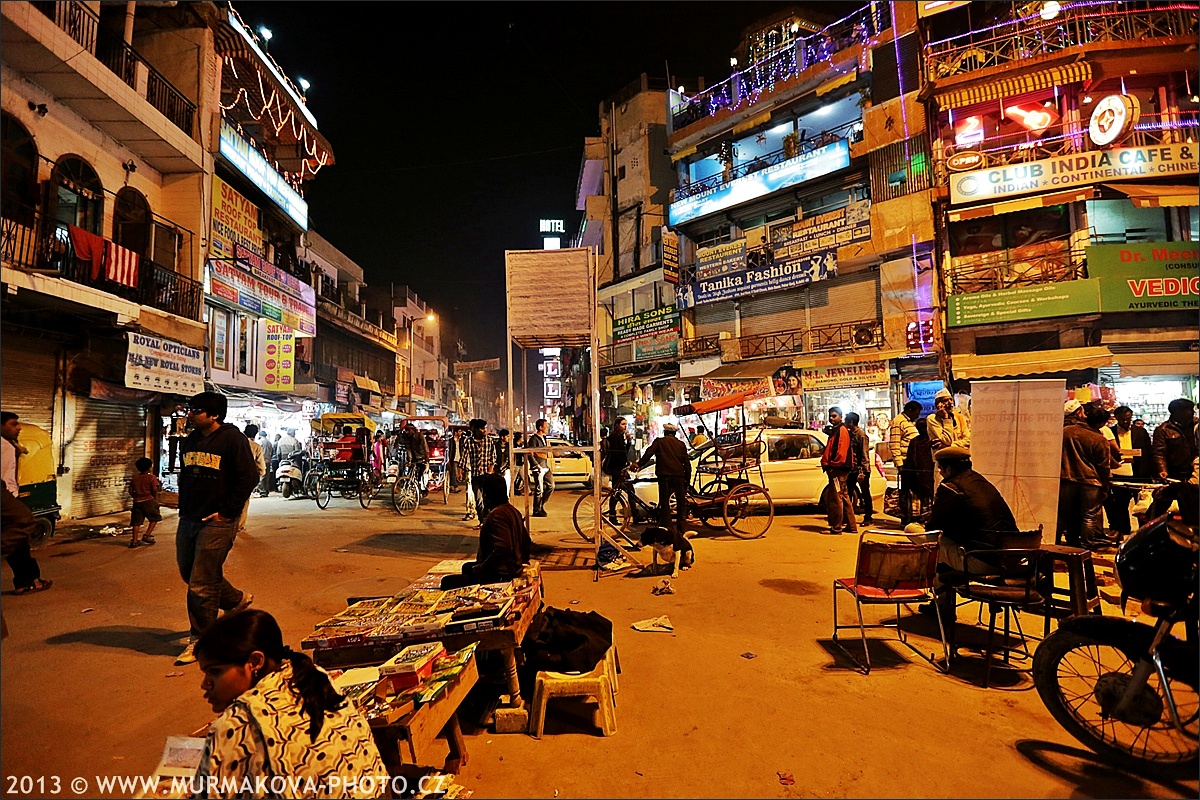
top-left (950, 143), bottom-right (1197, 205)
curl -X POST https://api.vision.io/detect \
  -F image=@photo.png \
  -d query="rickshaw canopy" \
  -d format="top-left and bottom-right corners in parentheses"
top-left (672, 390), bottom-right (760, 417)
top-left (310, 413), bottom-right (377, 435)
top-left (16, 422), bottom-right (56, 486)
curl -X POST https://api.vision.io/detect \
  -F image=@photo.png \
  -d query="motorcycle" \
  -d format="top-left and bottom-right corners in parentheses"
top-left (276, 451), bottom-right (308, 498)
top-left (1033, 480), bottom-right (1198, 778)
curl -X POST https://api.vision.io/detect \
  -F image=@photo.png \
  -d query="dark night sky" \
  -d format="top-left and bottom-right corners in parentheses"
top-left (236, 2), bottom-right (858, 359)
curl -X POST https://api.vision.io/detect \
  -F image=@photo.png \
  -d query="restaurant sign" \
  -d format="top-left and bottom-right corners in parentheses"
top-left (949, 143), bottom-right (1197, 205)
top-left (259, 323), bottom-right (295, 392)
top-left (770, 199), bottom-right (871, 269)
top-left (662, 228), bottom-right (680, 285)
top-left (612, 305), bottom-right (680, 344)
top-left (125, 332), bottom-right (204, 395)
top-left (208, 244), bottom-right (317, 335)
top-left (696, 240), bottom-right (747, 280)
top-left (219, 120), bottom-right (309, 229)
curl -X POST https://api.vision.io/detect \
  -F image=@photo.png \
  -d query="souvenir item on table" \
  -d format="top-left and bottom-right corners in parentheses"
top-left (380, 641), bottom-right (446, 691)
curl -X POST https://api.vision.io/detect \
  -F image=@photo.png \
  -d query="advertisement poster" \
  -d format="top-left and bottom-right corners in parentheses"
top-left (207, 245), bottom-right (317, 336)
top-left (948, 281), bottom-right (1101, 327)
top-left (259, 323), bottom-right (295, 392)
top-left (662, 228), bottom-right (680, 285)
top-left (212, 311), bottom-right (228, 371)
top-left (696, 241), bottom-right (747, 280)
top-left (454, 358), bottom-right (501, 375)
top-left (633, 333), bottom-right (679, 361)
top-left (701, 376), bottom-right (772, 401)
top-left (949, 143), bottom-right (1197, 205)
top-left (210, 175), bottom-right (263, 263)
top-left (769, 199), bottom-right (871, 266)
top-left (125, 332), bottom-right (205, 395)
top-left (1088, 242), bottom-right (1199, 313)
top-left (612, 306), bottom-right (680, 343)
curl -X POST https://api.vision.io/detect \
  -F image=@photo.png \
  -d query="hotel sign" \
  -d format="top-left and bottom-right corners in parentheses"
top-left (949, 143), bottom-right (1197, 205)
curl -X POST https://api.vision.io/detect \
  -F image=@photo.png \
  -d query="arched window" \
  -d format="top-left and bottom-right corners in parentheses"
top-left (114, 187), bottom-right (150, 256)
top-left (1, 113), bottom-right (39, 225)
top-left (51, 155), bottom-right (103, 235)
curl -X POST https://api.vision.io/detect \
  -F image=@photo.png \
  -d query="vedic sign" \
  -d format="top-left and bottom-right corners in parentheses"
top-left (949, 143), bottom-right (1197, 205)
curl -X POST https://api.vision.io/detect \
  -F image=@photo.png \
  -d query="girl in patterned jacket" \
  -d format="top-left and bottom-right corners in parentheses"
top-left (193, 610), bottom-right (387, 798)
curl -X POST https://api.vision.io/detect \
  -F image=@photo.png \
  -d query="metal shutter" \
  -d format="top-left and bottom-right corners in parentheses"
top-left (740, 291), bottom-right (808, 336)
top-left (806, 270), bottom-right (880, 328)
top-left (692, 301), bottom-right (736, 338)
top-left (1, 335), bottom-right (58, 431)
top-left (70, 398), bottom-right (146, 517)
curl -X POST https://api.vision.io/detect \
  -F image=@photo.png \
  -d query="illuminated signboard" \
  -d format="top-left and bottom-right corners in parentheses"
top-left (1089, 94), bottom-right (1140, 147)
top-left (668, 139), bottom-right (851, 226)
top-left (539, 219), bottom-right (565, 233)
top-left (219, 120), bottom-right (309, 230)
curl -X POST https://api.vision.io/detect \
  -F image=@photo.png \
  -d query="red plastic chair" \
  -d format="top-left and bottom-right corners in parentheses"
top-left (832, 529), bottom-right (950, 674)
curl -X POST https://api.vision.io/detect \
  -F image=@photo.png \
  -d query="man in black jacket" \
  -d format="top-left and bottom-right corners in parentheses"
top-left (636, 423), bottom-right (691, 538)
top-left (174, 391), bottom-right (259, 665)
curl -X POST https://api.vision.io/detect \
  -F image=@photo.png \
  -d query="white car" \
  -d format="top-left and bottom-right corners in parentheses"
top-left (547, 437), bottom-right (594, 488)
top-left (630, 427), bottom-right (886, 511)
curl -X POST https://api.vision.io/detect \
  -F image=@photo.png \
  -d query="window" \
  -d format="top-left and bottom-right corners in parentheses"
top-left (211, 307), bottom-right (229, 371)
top-left (1086, 199), bottom-right (1170, 245)
top-left (869, 135), bottom-right (931, 202)
top-left (51, 156), bottom-right (103, 235)
top-left (768, 433), bottom-right (821, 461)
top-left (114, 188), bottom-right (150, 256)
top-left (238, 314), bottom-right (254, 376)
top-left (1, 113), bottom-right (37, 224)
top-left (948, 205), bottom-right (1070, 257)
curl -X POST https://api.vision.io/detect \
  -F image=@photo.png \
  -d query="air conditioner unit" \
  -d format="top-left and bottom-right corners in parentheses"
top-left (718, 331), bottom-right (732, 339)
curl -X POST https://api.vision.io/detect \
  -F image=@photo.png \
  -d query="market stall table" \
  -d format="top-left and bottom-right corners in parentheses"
top-left (303, 561), bottom-right (544, 733)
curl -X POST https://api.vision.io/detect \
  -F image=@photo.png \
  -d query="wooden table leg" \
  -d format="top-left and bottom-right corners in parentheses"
top-left (492, 646), bottom-right (530, 733)
top-left (442, 714), bottom-right (468, 771)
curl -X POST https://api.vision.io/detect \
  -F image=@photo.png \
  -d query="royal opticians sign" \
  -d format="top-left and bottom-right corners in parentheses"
top-left (949, 143), bottom-right (1197, 205)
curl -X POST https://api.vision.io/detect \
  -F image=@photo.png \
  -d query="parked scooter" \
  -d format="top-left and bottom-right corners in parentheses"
top-left (1033, 480), bottom-right (1198, 778)
top-left (276, 450), bottom-right (309, 498)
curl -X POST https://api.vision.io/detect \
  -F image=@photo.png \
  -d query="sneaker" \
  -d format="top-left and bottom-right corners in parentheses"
top-left (174, 640), bottom-right (197, 666)
top-left (128, 539), bottom-right (141, 548)
top-left (461, 513), bottom-right (475, 522)
top-left (231, 592), bottom-right (253, 614)
top-left (532, 510), bottom-right (548, 518)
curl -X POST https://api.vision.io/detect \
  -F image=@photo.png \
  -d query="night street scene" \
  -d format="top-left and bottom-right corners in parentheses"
top-left (2, 1), bottom-right (1199, 798)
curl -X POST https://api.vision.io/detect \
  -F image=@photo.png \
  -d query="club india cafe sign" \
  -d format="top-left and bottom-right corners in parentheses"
top-left (949, 142), bottom-right (1197, 205)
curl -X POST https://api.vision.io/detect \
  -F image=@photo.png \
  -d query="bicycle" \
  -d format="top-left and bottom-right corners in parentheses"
top-left (391, 464), bottom-right (424, 516)
top-left (572, 471), bottom-right (661, 545)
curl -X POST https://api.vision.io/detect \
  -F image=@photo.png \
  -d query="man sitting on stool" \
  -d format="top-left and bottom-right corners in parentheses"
top-left (918, 446), bottom-right (1041, 622)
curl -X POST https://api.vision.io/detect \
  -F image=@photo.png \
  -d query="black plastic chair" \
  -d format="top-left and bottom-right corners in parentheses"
top-left (957, 548), bottom-right (1046, 688)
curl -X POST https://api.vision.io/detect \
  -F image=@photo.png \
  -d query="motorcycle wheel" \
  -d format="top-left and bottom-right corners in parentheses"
top-left (1033, 629), bottom-right (1199, 778)
top-left (281, 480), bottom-right (292, 498)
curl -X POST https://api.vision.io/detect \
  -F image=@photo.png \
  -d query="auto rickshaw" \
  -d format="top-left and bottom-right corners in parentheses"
top-left (15, 422), bottom-right (61, 545)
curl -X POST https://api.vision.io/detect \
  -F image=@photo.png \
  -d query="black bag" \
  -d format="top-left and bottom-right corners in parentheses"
top-left (523, 606), bottom-right (613, 673)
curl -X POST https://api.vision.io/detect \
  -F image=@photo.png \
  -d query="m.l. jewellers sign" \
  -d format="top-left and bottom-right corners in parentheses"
top-left (949, 143), bottom-right (1197, 205)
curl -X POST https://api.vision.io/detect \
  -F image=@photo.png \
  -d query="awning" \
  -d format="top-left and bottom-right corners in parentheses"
top-left (936, 61), bottom-right (1092, 110)
top-left (949, 187), bottom-right (1096, 222)
top-left (359, 405), bottom-right (385, 415)
top-left (1103, 184), bottom-right (1199, 208)
top-left (1113, 351), bottom-right (1199, 379)
top-left (952, 346), bottom-right (1113, 380)
top-left (353, 375), bottom-right (381, 393)
top-left (604, 373), bottom-right (634, 389)
top-left (700, 356), bottom-right (794, 381)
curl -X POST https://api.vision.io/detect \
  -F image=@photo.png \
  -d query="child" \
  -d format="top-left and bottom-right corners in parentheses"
top-left (129, 457), bottom-right (162, 548)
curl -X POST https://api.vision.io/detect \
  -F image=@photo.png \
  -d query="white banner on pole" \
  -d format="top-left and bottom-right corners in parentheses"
top-left (970, 379), bottom-right (1065, 540)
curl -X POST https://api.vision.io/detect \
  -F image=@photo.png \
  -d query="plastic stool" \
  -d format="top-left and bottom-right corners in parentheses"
top-left (529, 646), bottom-right (618, 738)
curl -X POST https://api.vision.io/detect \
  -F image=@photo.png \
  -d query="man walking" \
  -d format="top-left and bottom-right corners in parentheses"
top-left (528, 418), bottom-right (553, 518)
top-left (1102, 405), bottom-right (1154, 540)
top-left (821, 407), bottom-right (858, 535)
top-left (174, 392), bottom-right (258, 665)
top-left (2, 411), bottom-right (52, 594)
top-left (1059, 400), bottom-right (1114, 550)
top-left (256, 430), bottom-right (274, 496)
top-left (635, 422), bottom-right (691, 538)
top-left (461, 418), bottom-right (498, 522)
top-left (845, 412), bottom-right (874, 525)
top-left (239, 424), bottom-right (266, 536)
top-left (889, 401), bottom-right (921, 526)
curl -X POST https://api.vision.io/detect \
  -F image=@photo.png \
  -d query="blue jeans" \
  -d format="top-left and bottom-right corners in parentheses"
top-left (1058, 481), bottom-right (1106, 548)
top-left (176, 517), bottom-right (245, 639)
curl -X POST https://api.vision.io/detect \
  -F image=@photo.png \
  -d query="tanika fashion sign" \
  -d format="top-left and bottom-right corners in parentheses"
top-left (949, 143), bottom-right (1197, 205)
top-left (125, 333), bottom-right (204, 395)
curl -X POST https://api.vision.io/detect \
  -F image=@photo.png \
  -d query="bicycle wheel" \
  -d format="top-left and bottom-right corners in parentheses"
top-left (314, 477), bottom-right (332, 509)
top-left (302, 471), bottom-right (320, 500)
top-left (572, 489), bottom-right (631, 543)
top-left (358, 468), bottom-right (374, 509)
top-left (723, 484), bottom-right (773, 539)
top-left (391, 477), bottom-right (415, 515)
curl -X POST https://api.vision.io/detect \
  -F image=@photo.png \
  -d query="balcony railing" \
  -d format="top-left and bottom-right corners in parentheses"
top-left (925, 1), bottom-right (1199, 81)
top-left (2, 208), bottom-right (202, 321)
top-left (674, 119), bottom-right (863, 202)
top-left (32, 1), bottom-right (196, 136)
top-left (947, 232), bottom-right (1085, 295)
top-left (738, 318), bottom-right (883, 359)
top-left (671, 3), bottom-right (888, 131)
top-left (680, 335), bottom-right (722, 359)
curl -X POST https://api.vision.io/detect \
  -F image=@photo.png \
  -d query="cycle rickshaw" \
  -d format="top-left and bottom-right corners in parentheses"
top-left (573, 390), bottom-right (775, 541)
top-left (389, 416), bottom-right (451, 514)
top-left (306, 413), bottom-right (379, 509)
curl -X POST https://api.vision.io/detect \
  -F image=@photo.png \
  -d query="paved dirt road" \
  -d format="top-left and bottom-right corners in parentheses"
top-left (2, 487), bottom-right (1194, 798)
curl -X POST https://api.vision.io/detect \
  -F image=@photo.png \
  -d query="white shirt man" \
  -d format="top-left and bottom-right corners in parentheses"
top-left (2, 413), bottom-right (24, 496)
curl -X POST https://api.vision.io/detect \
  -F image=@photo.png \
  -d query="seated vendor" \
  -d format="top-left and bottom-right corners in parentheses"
top-left (193, 609), bottom-right (386, 798)
top-left (441, 473), bottom-right (531, 590)
top-left (921, 446), bottom-right (1041, 621)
